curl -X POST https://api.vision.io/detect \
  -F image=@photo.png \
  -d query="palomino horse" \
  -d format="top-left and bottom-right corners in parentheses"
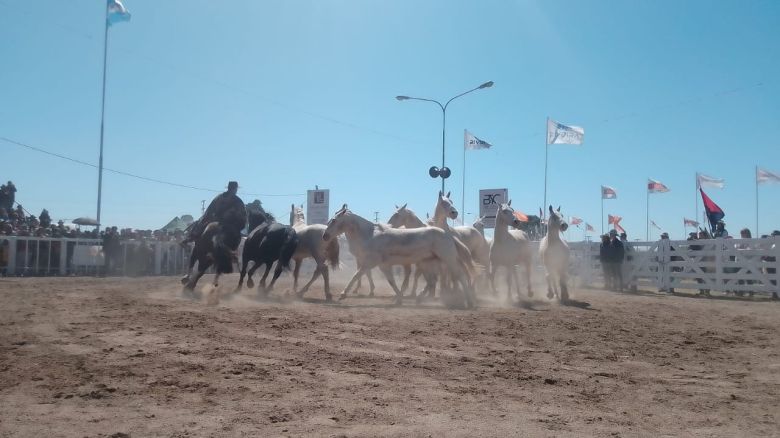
top-left (288, 205), bottom-right (340, 301)
top-left (540, 205), bottom-right (570, 302)
top-left (235, 212), bottom-right (299, 296)
top-left (491, 201), bottom-right (534, 301)
top-left (323, 205), bottom-right (476, 308)
top-left (430, 191), bottom-right (491, 288)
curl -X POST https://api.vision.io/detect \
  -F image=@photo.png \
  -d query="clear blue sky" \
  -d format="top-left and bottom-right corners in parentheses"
top-left (2, 0), bottom-right (779, 239)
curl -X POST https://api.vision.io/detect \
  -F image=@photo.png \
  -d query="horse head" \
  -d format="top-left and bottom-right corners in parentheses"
top-left (437, 191), bottom-right (458, 220)
top-left (496, 201), bottom-right (523, 229)
top-left (323, 204), bottom-right (350, 241)
top-left (472, 216), bottom-right (486, 234)
top-left (289, 203), bottom-right (305, 226)
top-left (548, 205), bottom-right (568, 232)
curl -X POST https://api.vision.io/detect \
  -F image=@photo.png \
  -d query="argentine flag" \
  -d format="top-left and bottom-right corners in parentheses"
top-left (107, 0), bottom-right (131, 26)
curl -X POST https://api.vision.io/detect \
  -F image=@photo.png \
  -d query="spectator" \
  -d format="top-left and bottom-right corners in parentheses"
top-left (714, 220), bottom-right (729, 238)
top-left (5, 181), bottom-right (16, 210)
top-left (620, 232), bottom-right (637, 291)
top-left (599, 234), bottom-right (612, 290)
top-left (39, 209), bottom-right (51, 228)
top-left (606, 229), bottom-right (625, 291)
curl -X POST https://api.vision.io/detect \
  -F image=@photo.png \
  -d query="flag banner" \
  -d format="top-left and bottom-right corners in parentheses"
top-left (546, 118), bottom-right (584, 145)
top-left (650, 220), bottom-right (663, 231)
top-left (464, 130), bottom-right (492, 150)
top-left (570, 216), bottom-right (583, 226)
top-left (586, 223), bottom-right (595, 232)
top-left (648, 178), bottom-right (670, 193)
top-left (107, 0), bottom-right (131, 25)
top-left (683, 217), bottom-right (700, 227)
top-left (608, 214), bottom-right (625, 234)
top-left (757, 167), bottom-right (780, 184)
top-left (513, 211), bottom-right (529, 222)
top-left (697, 173), bottom-right (725, 189)
top-left (601, 185), bottom-right (617, 199)
top-left (700, 188), bottom-right (725, 232)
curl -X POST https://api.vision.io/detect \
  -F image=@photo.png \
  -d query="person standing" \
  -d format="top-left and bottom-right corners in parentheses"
top-left (599, 234), bottom-right (612, 290)
top-left (607, 229), bottom-right (625, 291)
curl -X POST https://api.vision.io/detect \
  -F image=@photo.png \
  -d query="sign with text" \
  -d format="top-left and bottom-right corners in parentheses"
top-left (479, 188), bottom-right (508, 228)
top-left (306, 189), bottom-right (330, 225)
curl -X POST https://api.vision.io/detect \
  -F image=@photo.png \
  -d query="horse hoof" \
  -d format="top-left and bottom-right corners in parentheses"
top-left (180, 276), bottom-right (189, 285)
top-left (547, 290), bottom-right (554, 300)
top-left (338, 293), bottom-right (348, 301)
top-left (368, 291), bottom-right (375, 297)
top-left (325, 295), bottom-right (333, 303)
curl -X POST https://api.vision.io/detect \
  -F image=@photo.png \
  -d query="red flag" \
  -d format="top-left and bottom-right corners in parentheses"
top-left (570, 216), bottom-right (583, 225)
top-left (586, 223), bottom-right (595, 232)
top-left (700, 188), bottom-right (724, 232)
top-left (608, 214), bottom-right (625, 234)
top-left (601, 185), bottom-right (617, 199)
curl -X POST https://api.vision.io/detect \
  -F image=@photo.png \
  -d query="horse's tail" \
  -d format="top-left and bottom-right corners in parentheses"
top-left (278, 230), bottom-right (298, 271)
top-left (325, 237), bottom-right (340, 270)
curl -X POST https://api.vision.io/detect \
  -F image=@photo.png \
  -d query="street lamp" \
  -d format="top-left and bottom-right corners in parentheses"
top-left (396, 81), bottom-right (493, 192)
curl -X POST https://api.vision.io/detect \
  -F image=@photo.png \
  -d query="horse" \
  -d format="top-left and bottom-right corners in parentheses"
top-left (235, 211), bottom-right (299, 296)
top-left (539, 205), bottom-right (570, 302)
top-left (430, 191), bottom-right (491, 290)
top-left (387, 204), bottom-right (441, 299)
top-left (323, 205), bottom-right (476, 308)
top-left (491, 201), bottom-right (534, 302)
top-left (181, 209), bottom-right (248, 294)
top-left (288, 204), bottom-right (340, 301)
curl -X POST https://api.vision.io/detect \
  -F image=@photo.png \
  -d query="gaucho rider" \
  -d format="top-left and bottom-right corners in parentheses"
top-left (183, 181), bottom-right (247, 249)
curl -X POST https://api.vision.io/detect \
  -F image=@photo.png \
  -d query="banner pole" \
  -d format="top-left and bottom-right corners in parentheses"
top-left (694, 172), bottom-right (699, 230)
top-left (462, 130), bottom-right (466, 225)
top-left (96, 5), bottom-right (110, 232)
top-left (646, 181), bottom-right (650, 241)
top-left (756, 165), bottom-right (759, 237)
top-left (543, 119), bottom-right (549, 222)
top-left (601, 190), bottom-right (604, 235)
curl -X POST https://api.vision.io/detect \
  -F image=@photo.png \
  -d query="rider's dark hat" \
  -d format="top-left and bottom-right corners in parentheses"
top-left (227, 181), bottom-right (239, 190)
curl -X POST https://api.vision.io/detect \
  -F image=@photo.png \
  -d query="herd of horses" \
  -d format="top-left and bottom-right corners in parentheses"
top-left (180, 192), bottom-right (571, 308)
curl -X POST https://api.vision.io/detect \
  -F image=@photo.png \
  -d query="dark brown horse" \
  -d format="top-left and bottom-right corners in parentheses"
top-left (235, 212), bottom-right (299, 296)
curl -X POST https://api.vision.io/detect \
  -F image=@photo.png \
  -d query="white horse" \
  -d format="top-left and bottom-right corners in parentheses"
top-left (491, 201), bottom-right (534, 301)
top-left (430, 192), bottom-right (491, 288)
top-left (323, 205), bottom-right (476, 307)
top-left (288, 204), bottom-right (340, 301)
top-left (539, 205), bottom-right (570, 302)
top-left (387, 204), bottom-right (441, 299)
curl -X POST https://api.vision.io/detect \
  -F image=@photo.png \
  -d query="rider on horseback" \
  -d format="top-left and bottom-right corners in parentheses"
top-left (183, 181), bottom-right (247, 247)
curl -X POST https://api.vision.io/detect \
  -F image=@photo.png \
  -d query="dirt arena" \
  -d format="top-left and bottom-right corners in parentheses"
top-left (1, 275), bottom-right (778, 437)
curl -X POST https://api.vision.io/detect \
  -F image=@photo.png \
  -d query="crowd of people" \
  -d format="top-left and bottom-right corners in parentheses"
top-left (599, 220), bottom-right (780, 298)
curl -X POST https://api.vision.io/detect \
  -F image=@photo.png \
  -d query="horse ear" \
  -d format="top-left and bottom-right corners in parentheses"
top-left (446, 191), bottom-right (451, 198)
top-left (439, 191), bottom-right (443, 198)
top-left (401, 203), bottom-right (407, 210)
top-left (549, 205), bottom-right (554, 214)
top-left (395, 204), bottom-right (399, 209)
top-left (507, 199), bottom-right (512, 206)
top-left (342, 203), bottom-right (347, 210)
top-left (291, 204), bottom-right (295, 210)
top-left (557, 205), bottom-right (561, 212)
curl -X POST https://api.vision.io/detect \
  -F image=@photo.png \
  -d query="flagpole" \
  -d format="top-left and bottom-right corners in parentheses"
top-left (543, 118), bottom-right (549, 222)
top-left (600, 189), bottom-right (604, 235)
top-left (96, 5), bottom-right (110, 232)
top-left (756, 165), bottom-right (759, 237)
top-left (461, 130), bottom-right (466, 225)
top-left (646, 180), bottom-right (649, 241)
top-left (694, 172), bottom-right (699, 232)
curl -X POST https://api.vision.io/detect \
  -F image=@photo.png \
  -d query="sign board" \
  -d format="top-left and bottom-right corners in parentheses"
top-left (478, 188), bottom-right (508, 228)
top-left (306, 189), bottom-right (330, 225)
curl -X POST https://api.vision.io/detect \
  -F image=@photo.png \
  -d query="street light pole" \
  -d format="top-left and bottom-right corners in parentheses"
top-left (396, 81), bottom-right (493, 194)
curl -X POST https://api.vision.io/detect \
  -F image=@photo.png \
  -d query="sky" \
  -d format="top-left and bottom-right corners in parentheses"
top-left (1, 0), bottom-right (779, 239)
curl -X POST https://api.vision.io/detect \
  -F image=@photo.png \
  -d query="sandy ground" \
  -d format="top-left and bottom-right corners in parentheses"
top-left (1, 274), bottom-right (779, 437)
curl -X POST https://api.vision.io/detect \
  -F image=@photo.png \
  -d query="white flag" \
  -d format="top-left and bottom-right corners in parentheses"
top-left (464, 130), bottom-right (492, 150)
top-left (601, 185), bottom-right (617, 199)
top-left (757, 167), bottom-right (780, 184)
top-left (546, 118), bottom-right (584, 145)
top-left (697, 173), bottom-right (725, 189)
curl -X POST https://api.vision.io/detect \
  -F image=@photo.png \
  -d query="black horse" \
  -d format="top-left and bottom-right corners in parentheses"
top-left (235, 211), bottom-right (299, 296)
top-left (181, 208), bottom-right (249, 294)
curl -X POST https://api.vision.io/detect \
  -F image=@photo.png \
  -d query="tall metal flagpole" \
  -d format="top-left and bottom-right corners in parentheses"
top-left (646, 180), bottom-right (650, 241)
top-left (694, 172), bottom-right (699, 232)
top-left (601, 189), bottom-right (604, 235)
top-left (756, 165), bottom-right (759, 237)
top-left (96, 5), bottom-right (110, 231)
top-left (461, 130), bottom-right (466, 225)
top-left (543, 118), bottom-right (549, 222)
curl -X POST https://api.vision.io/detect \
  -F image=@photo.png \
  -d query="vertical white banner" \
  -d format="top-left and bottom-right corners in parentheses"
top-left (478, 188), bottom-right (508, 228)
top-left (307, 189), bottom-right (330, 225)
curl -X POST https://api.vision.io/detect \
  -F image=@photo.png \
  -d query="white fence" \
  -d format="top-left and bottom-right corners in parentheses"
top-left (0, 236), bottom-right (190, 276)
top-left (2, 235), bottom-right (778, 297)
top-left (562, 238), bottom-right (780, 297)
